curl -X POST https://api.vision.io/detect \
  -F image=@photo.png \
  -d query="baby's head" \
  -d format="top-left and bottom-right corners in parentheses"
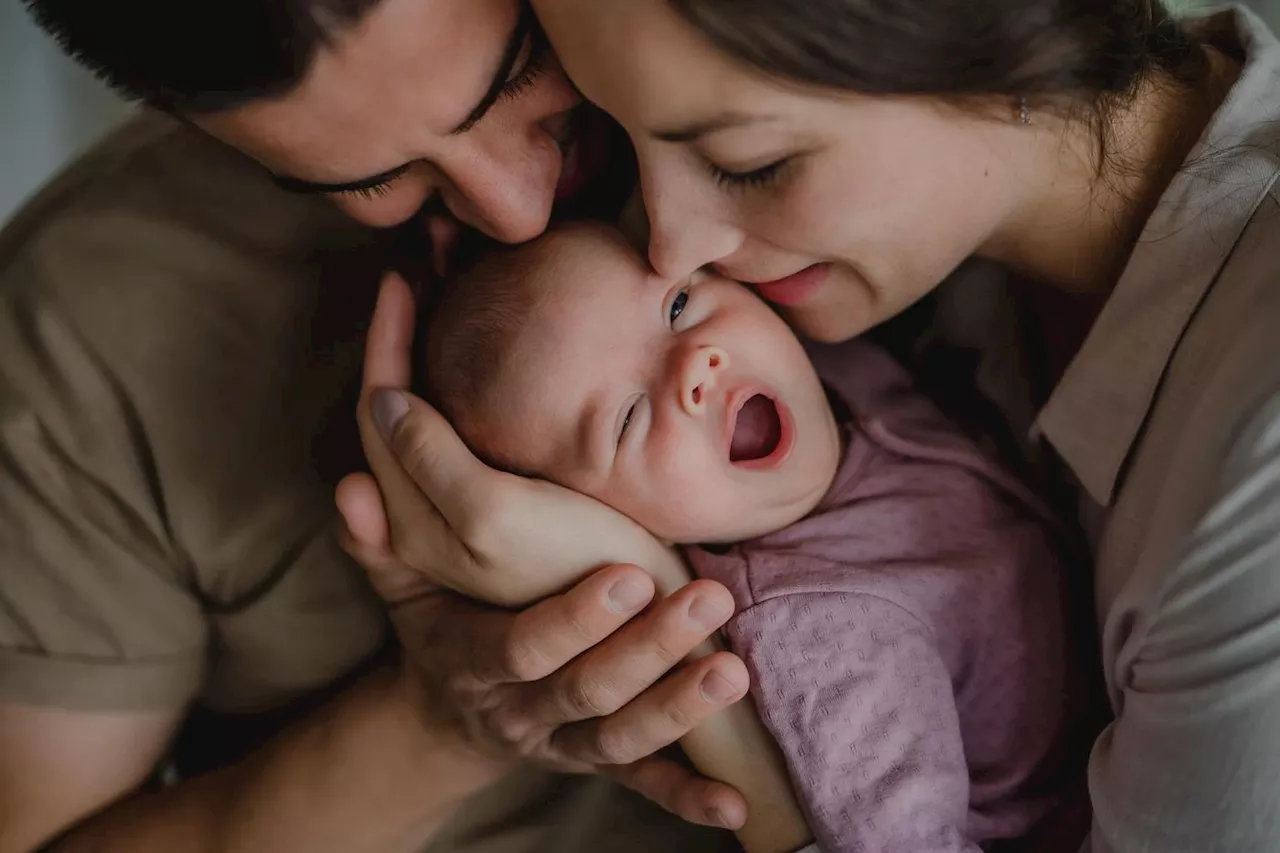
top-left (424, 222), bottom-right (840, 544)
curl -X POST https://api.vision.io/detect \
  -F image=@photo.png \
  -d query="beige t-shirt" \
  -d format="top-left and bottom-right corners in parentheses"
top-left (0, 112), bottom-right (729, 853)
top-left (0, 113), bottom-right (389, 713)
top-left (928, 8), bottom-right (1280, 851)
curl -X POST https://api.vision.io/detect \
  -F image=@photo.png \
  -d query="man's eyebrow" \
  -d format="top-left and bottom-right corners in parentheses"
top-left (270, 6), bottom-right (532, 195)
top-left (651, 111), bottom-right (777, 143)
top-left (450, 4), bottom-right (534, 136)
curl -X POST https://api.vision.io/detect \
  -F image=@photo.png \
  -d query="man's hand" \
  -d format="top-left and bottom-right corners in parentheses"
top-left (336, 272), bottom-right (750, 829)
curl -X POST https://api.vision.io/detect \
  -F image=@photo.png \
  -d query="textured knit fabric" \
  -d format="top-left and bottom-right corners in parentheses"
top-left (686, 339), bottom-right (1097, 853)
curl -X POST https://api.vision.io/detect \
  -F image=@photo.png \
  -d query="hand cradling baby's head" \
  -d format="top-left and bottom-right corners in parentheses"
top-left (422, 222), bottom-right (841, 544)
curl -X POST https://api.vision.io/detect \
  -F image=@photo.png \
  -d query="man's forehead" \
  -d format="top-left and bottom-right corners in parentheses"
top-left (195, 0), bottom-right (519, 183)
top-left (535, 0), bottom-right (742, 127)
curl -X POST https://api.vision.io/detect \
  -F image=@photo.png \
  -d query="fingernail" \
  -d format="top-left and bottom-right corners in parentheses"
top-left (708, 805), bottom-right (740, 829)
top-left (372, 389), bottom-right (408, 442)
top-left (687, 594), bottom-right (729, 630)
top-left (699, 670), bottom-right (741, 705)
top-left (607, 577), bottom-right (651, 613)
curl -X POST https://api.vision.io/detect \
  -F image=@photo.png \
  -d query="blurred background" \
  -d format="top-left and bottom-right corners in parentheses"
top-left (0, 0), bottom-right (1276, 225)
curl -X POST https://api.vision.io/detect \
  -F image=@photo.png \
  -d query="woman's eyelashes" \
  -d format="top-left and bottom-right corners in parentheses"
top-left (707, 157), bottom-right (791, 192)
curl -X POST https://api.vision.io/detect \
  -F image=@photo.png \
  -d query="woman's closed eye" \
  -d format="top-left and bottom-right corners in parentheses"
top-left (707, 157), bottom-right (792, 192)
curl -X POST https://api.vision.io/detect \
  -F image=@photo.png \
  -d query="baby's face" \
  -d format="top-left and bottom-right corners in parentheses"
top-left (467, 225), bottom-right (841, 544)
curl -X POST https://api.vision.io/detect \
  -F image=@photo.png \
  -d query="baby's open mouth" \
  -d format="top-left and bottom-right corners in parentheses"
top-left (730, 394), bottom-right (783, 462)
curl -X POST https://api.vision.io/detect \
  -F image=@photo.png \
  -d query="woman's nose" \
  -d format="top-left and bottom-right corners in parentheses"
top-left (677, 346), bottom-right (731, 416)
top-left (643, 169), bottom-right (743, 280)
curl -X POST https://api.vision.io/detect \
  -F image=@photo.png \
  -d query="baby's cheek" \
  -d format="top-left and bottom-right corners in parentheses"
top-left (616, 460), bottom-right (737, 544)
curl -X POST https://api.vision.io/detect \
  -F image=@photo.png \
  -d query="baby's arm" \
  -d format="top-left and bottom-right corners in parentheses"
top-left (731, 591), bottom-right (980, 853)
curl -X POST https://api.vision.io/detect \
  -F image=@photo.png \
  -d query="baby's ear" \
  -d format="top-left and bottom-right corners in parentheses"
top-left (617, 188), bottom-right (650, 252)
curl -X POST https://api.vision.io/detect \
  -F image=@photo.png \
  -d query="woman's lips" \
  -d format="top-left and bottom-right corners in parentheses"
top-left (747, 263), bottom-right (831, 307)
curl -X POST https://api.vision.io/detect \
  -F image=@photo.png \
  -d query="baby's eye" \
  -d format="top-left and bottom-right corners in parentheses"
top-left (669, 290), bottom-right (689, 326)
top-left (618, 402), bottom-right (637, 445)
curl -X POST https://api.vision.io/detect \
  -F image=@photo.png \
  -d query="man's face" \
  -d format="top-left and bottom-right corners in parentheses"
top-left (194, 0), bottom-right (595, 242)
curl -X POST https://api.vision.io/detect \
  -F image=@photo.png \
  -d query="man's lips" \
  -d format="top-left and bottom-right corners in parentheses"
top-left (554, 135), bottom-right (585, 202)
top-left (552, 109), bottom-right (590, 202)
top-left (723, 386), bottom-right (794, 470)
top-left (736, 263), bottom-right (832, 307)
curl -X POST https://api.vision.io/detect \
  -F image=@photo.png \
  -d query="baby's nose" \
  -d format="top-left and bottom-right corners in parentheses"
top-left (679, 346), bottom-right (730, 416)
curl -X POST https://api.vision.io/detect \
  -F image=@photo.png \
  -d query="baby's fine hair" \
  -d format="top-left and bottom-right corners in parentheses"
top-left (418, 238), bottom-right (547, 432)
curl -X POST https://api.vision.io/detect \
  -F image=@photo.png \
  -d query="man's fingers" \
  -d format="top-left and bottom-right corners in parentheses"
top-left (376, 393), bottom-right (510, 537)
top-left (472, 564), bottom-right (656, 687)
top-left (336, 473), bottom-right (438, 606)
top-left (605, 756), bottom-right (748, 830)
top-left (362, 271), bottom-right (416, 392)
top-left (522, 580), bottom-right (736, 727)
top-left (336, 472), bottom-right (390, 551)
top-left (353, 272), bottom-right (457, 565)
top-left (550, 651), bottom-right (748, 766)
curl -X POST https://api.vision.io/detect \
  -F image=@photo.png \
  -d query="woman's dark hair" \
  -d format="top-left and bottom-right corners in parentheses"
top-left (672, 0), bottom-right (1208, 157)
top-left (24, 0), bottom-right (387, 113)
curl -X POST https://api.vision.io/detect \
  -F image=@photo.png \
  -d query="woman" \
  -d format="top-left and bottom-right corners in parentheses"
top-left (346, 1), bottom-right (1280, 850)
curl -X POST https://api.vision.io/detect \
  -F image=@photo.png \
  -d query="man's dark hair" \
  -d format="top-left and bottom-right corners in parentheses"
top-left (23, 0), bottom-right (388, 113)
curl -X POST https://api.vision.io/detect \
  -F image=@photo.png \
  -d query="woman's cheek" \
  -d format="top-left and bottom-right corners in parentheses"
top-left (781, 268), bottom-right (879, 343)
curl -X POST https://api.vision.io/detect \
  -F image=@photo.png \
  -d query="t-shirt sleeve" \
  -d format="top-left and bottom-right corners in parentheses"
top-left (1086, 392), bottom-right (1280, 853)
top-left (730, 592), bottom-right (980, 853)
top-left (0, 293), bottom-right (206, 710)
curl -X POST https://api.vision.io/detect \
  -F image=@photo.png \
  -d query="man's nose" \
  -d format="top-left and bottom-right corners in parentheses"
top-left (440, 177), bottom-right (553, 245)
top-left (677, 345), bottom-right (730, 416)
top-left (441, 141), bottom-right (558, 244)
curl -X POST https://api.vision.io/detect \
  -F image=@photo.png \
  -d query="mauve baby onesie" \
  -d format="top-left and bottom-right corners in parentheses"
top-left (686, 339), bottom-right (1098, 853)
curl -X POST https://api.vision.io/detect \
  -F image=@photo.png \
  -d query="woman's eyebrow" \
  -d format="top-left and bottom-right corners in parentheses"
top-left (651, 111), bottom-right (779, 143)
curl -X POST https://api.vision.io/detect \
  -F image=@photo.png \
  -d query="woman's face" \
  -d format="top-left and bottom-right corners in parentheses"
top-left (533, 0), bottom-right (1038, 342)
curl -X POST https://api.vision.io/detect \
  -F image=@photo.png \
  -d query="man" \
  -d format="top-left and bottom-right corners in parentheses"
top-left (0, 1), bottom-right (749, 850)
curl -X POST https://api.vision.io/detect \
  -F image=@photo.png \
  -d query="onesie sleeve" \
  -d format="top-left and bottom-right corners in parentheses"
top-left (729, 591), bottom-right (980, 853)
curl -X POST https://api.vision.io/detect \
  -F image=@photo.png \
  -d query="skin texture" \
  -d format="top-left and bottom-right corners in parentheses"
top-left (529, 0), bottom-right (1232, 344)
top-left (450, 224), bottom-right (841, 547)
top-left (3, 2), bottom-right (752, 850)
top-left (338, 0), bottom-right (1240, 841)
top-left (195, 0), bottom-right (584, 235)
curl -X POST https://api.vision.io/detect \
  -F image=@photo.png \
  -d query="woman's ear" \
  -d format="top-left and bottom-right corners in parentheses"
top-left (617, 186), bottom-right (651, 252)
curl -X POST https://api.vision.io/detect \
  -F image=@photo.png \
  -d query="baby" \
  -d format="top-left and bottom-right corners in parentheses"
top-left (421, 222), bottom-right (1097, 853)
